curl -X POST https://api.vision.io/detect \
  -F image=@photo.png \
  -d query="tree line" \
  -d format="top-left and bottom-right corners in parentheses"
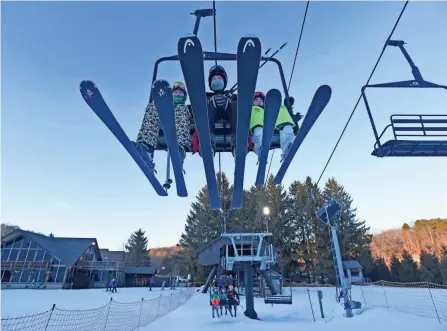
top-left (174, 173), bottom-right (447, 285)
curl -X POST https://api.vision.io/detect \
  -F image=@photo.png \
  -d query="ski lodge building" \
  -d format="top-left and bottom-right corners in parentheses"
top-left (0, 229), bottom-right (158, 289)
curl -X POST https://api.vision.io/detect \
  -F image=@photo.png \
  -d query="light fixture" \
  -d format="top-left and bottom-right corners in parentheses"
top-left (263, 206), bottom-right (270, 216)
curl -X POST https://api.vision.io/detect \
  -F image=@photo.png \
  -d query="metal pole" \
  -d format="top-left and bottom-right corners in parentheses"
top-left (44, 304), bottom-right (56, 331)
top-left (427, 286), bottom-right (441, 324)
top-left (360, 285), bottom-right (367, 306)
top-left (163, 152), bottom-right (172, 191)
top-left (329, 222), bottom-right (353, 318)
top-left (307, 289), bottom-right (316, 322)
top-left (382, 283), bottom-right (389, 309)
top-left (317, 290), bottom-right (325, 318)
top-left (138, 298), bottom-right (144, 328)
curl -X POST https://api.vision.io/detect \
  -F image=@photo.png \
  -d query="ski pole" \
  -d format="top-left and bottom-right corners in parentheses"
top-left (226, 42), bottom-right (288, 96)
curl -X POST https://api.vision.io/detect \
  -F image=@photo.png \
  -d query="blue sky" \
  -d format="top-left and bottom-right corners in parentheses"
top-left (2, 1), bottom-right (446, 250)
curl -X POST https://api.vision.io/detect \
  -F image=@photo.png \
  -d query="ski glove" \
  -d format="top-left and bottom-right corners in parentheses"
top-left (210, 93), bottom-right (231, 110)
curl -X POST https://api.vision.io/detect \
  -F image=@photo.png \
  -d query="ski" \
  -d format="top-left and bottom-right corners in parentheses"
top-left (177, 34), bottom-right (221, 210)
top-left (255, 88), bottom-right (282, 186)
top-left (152, 80), bottom-right (188, 198)
top-left (273, 85), bottom-right (332, 185)
top-left (231, 36), bottom-right (262, 210)
top-left (79, 80), bottom-right (167, 196)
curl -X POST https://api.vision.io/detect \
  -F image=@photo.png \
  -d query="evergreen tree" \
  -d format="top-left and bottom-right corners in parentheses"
top-left (178, 172), bottom-right (232, 281)
top-left (287, 177), bottom-right (325, 282)
top-left (262, 176), bottom-right (295, 276)
top-left (389, 255), bottom-right (402, 282)
top-left (399, 250), bottom-right (419, 282)
top-left (125, 229), bottom-right (151, 266)
top-left (323, 178), bottom-right (372, 261)
top-left (419, 251), bottom-right (442, 284)
top-left (374, 257), bottom-right (391, 281)
top-left (438, 246), bottom-right (447, 285)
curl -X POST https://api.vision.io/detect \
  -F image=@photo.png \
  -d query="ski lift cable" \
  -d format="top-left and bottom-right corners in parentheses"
top-left (213, 0), bottom-right (218, 66)
top-left (287, 0), bottom-right (310, 93)
top-left (265, 1), bottom-right (310, 184)
top-left (212, 0), bottom-right (224, 207)
top-left (315, 0), bottom-right (409, 186)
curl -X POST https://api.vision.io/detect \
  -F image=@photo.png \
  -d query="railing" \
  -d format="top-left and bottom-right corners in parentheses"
top-left (0, 261), bottom-right (50, 269)
top-left (1, 288), bottom-right (195, 331)
top-left (77, 261), bottom-right (125, 270)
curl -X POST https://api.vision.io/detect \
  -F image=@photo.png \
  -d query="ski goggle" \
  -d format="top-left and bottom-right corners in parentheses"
top-left (172, 82), bottom-right (186, 91)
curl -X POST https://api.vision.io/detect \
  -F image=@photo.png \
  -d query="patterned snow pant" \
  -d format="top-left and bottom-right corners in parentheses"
top-left (136, 102), bottom-right (192, 151)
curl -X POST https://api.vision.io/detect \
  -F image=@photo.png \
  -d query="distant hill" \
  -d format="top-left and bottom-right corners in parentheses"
top-left (149, 246), bottom-right (181, 269)
top-left (371, 218), bottom-right (447, 264)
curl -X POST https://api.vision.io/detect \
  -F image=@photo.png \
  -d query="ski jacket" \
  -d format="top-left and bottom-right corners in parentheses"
top-left (206, 91), bottom-right (234, 111)
top-left (227, 289), bottom-right (239, 305)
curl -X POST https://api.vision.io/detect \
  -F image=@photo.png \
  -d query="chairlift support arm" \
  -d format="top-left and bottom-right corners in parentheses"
top-left (361, 40), bottom-right (447, 156)
top-left (191, 9), bottom-right (215, 36)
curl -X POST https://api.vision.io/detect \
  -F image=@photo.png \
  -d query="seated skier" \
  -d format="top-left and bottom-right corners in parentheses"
top-left (210, 287), bottom-right (221, 318)
top-left (133, 82), bottom-right (191, 172)
top-left (205, 64), bottom-right (237, 157)
top-left (226, 284), bottom-right (240, 317)
top-left (249, 91), bottom-right (296, 160)
top-left (219, 287), bottom-right (229, 316)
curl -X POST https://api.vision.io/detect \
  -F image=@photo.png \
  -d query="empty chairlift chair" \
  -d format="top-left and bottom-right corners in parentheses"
top-left (362, 40), bottom-right (447, 157)
top-left (264, 272), bottom-right (293, 305)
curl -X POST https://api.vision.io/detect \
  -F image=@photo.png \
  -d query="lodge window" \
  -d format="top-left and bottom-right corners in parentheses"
top-left (2, 249), bottom-right (11, 261)
top-left (8, 250), bottom-right (18, 261)
top-left (26, 250), bottom-right (37, 262)
top-left (12, 237), bottom-right (23, 248)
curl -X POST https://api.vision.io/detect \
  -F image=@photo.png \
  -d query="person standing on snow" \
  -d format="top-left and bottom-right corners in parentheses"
top-left (205, 65), bottom-right (238, 157)
top-left (249, 91), bottom-right (296, 161)
top-left (133, 82), bottom-right (191, 173)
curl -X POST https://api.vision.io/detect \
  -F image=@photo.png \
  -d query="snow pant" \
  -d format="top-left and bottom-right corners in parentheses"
top-left (227, 303), bottom-right (237, 317)
top-left (212, 305), bottom-right (220, 318)
top-left (249, 105), bottom-right (296, 133)
top-left (136, 103), bottom-right (192, 152)
top-left (207, 99), bottom-right (237, 146)
top-left (220, 299), bottom-right (228, 315)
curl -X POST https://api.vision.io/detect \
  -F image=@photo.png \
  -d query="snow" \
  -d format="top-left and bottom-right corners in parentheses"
top-left (1, 286), bottom-right (445, 331)
top-left (1, 287), bottom-right (172, 317)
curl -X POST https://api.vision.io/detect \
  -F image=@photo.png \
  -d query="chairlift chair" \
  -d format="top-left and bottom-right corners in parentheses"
top-left (362, 40), bottom-right (447, 157)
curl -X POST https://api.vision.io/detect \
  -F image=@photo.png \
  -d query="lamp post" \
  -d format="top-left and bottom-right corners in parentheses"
top-left (262, 206), bottom-right (270, 232)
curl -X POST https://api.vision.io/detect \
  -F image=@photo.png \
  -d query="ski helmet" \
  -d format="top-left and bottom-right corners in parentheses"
top-left (254, 91), bottom-right (265, 100)
top-left (172, 81), bottom-right (188, 101)
top-left (208, 64), bottom-right (228, 90)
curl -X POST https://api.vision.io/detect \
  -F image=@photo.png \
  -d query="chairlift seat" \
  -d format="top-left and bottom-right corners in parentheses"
top-left (155, 109), bottom-right (303, 153)
top-left (264, 295), bottom-right (293, 305)
top-left (372, 114), bottom-right (447, 157)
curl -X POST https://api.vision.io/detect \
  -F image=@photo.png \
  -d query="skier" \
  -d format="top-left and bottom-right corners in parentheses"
top-left (226, 284), bottom-right (240, 317)
top-left (219, 287), bottom-right (229, 316)
top-left (249, 91), bottom-right (296, 160)
top-left (149, 277), bottom-right (155, 291)
top-left (205, 64), bottom-right (238, 156)
top-left (133, 82), bottom-right (192, 172)
top-left (210, 288), bottom-right (221, 318)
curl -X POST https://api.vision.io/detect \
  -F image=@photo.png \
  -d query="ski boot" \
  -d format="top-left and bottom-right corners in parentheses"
top-left (132, 141), bottom-right (156, 173)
